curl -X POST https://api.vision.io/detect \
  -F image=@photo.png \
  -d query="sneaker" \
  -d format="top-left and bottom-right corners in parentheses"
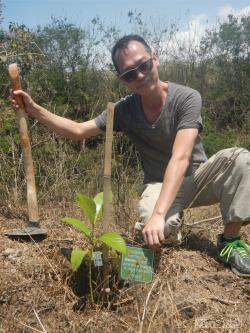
top-left (217, 234), bottom-right (250, 277)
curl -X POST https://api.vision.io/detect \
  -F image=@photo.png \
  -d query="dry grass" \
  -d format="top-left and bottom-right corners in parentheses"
top-left (0, 201), bottom-right (249, 333)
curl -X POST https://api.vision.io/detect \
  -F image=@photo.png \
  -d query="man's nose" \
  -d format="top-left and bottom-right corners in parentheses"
top-left (136, 71), bottom-right (145, 80)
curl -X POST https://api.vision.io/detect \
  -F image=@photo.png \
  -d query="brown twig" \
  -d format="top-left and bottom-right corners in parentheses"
top-left (20, 322), bottom-right (45, 333)
top-left (146, 282), bottom-right (163, 333)
top-left (210, 296), bottom-right (240, 305)
top-left (184, 215), bottom-right (222, 226)
top-left (138, 278), bottom-right (159, 333)
top-left (33, 308), bottom-right (48, 333)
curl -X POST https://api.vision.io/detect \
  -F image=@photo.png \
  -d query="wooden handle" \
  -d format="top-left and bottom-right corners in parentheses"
top-left (9, 63), bottom-right (39, 222)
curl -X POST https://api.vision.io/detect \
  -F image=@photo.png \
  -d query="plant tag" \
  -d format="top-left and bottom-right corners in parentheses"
top-left (93, 251), bottom-right (103, 267)
top-left (120, 246), bottom-right (155, 283)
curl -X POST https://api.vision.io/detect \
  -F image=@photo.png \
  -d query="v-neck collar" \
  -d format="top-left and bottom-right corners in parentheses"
top-left (135, 81), bottom-right (171, 129)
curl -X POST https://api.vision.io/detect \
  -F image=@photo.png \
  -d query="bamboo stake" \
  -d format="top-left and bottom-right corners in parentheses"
top-left (103, 102), bottom-right (114, 229)
top-left (102, 102), bottom-right (115, 298)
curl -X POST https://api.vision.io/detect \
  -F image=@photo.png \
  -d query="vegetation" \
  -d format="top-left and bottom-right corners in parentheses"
top-left (62, 191), bottom-right (127, 305)
top-left (0, 10), bottom-right (249, 207)
top-left (0, 7), bottom-right (250, 332)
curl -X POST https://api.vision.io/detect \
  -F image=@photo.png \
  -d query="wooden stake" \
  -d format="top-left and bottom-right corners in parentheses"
top-left (102, 102), bottom-right (115, 297)
top-left (103, 102), bottom-right (114, 228)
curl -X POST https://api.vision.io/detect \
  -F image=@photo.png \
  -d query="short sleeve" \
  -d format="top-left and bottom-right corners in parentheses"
top-left (94, 101), bottom-right (123, 132)
top-left (176, 90), bottom-right (203, 133)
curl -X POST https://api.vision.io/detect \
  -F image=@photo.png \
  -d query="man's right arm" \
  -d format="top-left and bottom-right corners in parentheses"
top-left (12, 90), bottom-right (103, 141)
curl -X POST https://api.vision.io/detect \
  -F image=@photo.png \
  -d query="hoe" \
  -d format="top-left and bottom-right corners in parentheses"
top-left (5, 64), bottom-right (47, 240)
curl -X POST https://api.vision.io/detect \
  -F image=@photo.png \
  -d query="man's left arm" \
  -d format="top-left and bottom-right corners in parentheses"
top-left (142, 127), bottom-right (198, 248)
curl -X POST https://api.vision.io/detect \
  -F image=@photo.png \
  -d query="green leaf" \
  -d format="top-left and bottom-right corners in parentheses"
top-left (62, 217), bottom-right (91, 237)
top-left (76, 193), bottom-right (96, 225)
top-left (97, 232), bottom-right (127, 254)
top-left (71, 248), bottom-right (88, 272)
top-left (93, 192), bottom-right (104, 224)
top-left (93, 191), bottom-right (113, 224)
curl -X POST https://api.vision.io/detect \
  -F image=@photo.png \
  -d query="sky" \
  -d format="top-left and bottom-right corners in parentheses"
top-left (2, 0), bottom-right (250, 30)
top-left (1, 1), bottom-right (250, 54)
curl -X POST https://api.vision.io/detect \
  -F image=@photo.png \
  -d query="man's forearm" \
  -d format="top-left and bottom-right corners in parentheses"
top-left (31, 104), bottom-right (85, 140)
top-left (152, 156), bottom-right (190, 217)
top-left (13, 90), bottom-right (87, 140)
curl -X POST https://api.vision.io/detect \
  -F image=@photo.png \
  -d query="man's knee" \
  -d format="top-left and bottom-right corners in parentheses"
top-left (220, 147), bottom-right (249, 164)
top-left (223, 147), bottom-right (250, 179)
top-left (233, 148), bottom-right (250, 172)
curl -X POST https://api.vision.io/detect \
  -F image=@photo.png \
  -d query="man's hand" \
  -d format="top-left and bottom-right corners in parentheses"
top-left (11, 90), bottom-right (37, 115)
top-left (142, 214), bottom-right (165, 249)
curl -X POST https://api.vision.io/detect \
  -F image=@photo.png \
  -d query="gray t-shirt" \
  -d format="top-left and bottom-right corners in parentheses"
top-left (95, 81), bottom-right (207, 183)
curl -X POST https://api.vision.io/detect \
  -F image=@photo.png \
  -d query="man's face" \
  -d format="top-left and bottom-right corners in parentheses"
top-left (115, 41), bottom-right (160, 94)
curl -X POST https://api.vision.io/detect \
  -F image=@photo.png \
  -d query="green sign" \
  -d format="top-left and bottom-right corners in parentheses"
top-left (120, 245), bottom-right (155, 283)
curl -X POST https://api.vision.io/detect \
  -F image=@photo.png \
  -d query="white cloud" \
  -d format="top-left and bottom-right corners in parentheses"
top-left (161, 14), bottom-right (208, 60)
top-left (179, 14), bottom-right (208, 46)
top-left (218, 5), bottom-right (250, 19)
top-left (162, 5), bottom-right (250, 60)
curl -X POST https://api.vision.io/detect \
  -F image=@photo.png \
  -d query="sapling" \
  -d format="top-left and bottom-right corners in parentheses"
top-left (62, 191), bottom-right (127, 304)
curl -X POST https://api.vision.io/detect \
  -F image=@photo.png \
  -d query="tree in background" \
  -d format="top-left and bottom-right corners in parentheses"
top-left (199, 14), bottom-right (250, 129)
top-left (0, 12), bottom-right (249, 206)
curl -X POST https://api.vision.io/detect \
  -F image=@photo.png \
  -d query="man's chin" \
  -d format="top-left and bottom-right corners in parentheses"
top-left (136, 79), bottom-right (155, 92)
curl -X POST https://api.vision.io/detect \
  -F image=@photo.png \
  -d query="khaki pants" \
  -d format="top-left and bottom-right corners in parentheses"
top-left (135, 147), bottom-right (250, 237)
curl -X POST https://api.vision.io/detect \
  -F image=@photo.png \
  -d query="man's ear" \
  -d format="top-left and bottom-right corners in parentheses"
top-left (116, 72), bottom-right (124, 83)
top-left (153, 51), bottom-right (160, 66)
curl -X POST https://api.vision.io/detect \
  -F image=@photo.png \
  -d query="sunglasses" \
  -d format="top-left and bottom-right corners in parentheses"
top-left (119, 58), bottom-right (153, 82)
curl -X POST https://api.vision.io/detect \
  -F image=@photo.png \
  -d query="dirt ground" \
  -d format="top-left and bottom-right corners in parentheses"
top-left (0, 202), bottom-right (249, 333)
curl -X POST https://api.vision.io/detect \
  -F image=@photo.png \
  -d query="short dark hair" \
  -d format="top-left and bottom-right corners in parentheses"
top-left (111, 34), bottom-right (152, 73)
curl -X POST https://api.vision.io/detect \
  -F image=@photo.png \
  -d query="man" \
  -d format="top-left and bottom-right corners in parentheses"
top-left (12, 34), bottom-right (250, 277)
